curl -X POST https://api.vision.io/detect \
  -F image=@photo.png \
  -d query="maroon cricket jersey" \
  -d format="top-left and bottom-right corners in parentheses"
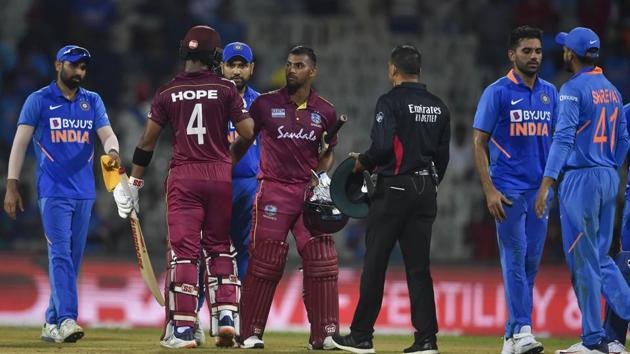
top-left (149, 70), bottom-right (247, 168)
top-left (250, 87), bottom-right (337, 184)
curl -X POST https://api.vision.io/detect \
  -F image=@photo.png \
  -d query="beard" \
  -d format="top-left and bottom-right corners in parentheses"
top-left (515, 60), bottom-right (539, 77)
top-left (60, 72), bottom-right (82, 89)
top-left (230, 77), bottom-right (246, 91)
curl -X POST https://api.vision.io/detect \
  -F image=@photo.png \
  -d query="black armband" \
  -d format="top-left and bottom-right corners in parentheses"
top-left (133, 147), bottom-right (153, 167)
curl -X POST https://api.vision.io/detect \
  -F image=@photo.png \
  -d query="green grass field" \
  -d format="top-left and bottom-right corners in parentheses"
top-left (0, 327), bottom-right (578, 353)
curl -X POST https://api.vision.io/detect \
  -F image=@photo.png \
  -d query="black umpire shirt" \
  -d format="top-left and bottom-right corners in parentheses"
top-left (358, 82), bottom-right (450, 180)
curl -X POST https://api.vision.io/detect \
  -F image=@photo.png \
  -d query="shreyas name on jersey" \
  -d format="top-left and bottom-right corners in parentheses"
top-left (509, 109), bottom-right (552, 137)
top-left (49, 117), bottom-right (93, 143)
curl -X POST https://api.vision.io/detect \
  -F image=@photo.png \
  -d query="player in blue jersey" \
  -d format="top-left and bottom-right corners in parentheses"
top-left (3, 45), bottom-right (121, 343)
top-left (535, 28), bottom-right (630, 354)
top-left (473, 26), bottom-right (557, 354)
top-left (194, 41), bottom-right (260, 346)
top-left (602, 102), bottom-right (630, 354)
top-left (222, 42), bottom-right (260, 278)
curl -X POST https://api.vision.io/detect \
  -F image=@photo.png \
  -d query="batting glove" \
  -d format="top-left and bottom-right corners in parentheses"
top-left (113, 176), bottom-right (143, 218)
top-left (310, 171), bottom-right (332, 202)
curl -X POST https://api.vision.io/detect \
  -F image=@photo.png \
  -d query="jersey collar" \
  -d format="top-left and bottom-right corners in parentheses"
top-left (243, 85), bottom-right (257, 100)
top-left (280, 86), bottom-right (318, 110)
top-left (506, 69), bottom-right (541, 90)
top-left (570, 66), bottom-right (603, 80)
top-left (398, 82), bottom-right (427, 90)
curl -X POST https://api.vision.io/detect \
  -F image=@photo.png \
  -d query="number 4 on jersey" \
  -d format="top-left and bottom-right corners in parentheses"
top-left (187, 103), bottom-right (207, 144)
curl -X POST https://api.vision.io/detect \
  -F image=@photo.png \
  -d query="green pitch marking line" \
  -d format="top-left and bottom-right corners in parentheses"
top-left (0, 327), bottom-right (579, 353)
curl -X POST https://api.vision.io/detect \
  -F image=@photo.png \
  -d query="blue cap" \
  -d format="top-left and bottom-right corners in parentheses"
top-left (56, 45), bottom-right (91, 63)
top-left (555, 27), bottom-right (600, 58)
top-left (222, 42), bottom-right (253, 63)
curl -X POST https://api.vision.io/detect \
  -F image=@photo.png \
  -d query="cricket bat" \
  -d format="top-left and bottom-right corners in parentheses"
top-left (100, 156), bottom-right (165, 306)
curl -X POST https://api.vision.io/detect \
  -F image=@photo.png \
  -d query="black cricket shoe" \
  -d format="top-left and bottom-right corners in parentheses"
top-left (330, 333), bottom-right (375, 354)
top-left (403, 338), bottom-right (439, 354)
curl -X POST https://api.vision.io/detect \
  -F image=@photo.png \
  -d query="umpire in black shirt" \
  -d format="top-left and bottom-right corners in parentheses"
top-left (332, 45), bottom-right (450, 354)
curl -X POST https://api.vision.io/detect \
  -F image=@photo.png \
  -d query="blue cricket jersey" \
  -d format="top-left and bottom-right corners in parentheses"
top-left (624, 103), bottom-right (630, 197)
top-left (227, 85), bottom-right (260, 178)
top-left (544, 67), bottom-right (629, 179)
top-left (473, 69), bottom-right (558, 191)
top-left (17, 81), bottom-right (111, 199)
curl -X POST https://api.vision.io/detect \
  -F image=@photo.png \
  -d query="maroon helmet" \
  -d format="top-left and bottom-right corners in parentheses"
top-left (179, 25), bottom-right (223, 70)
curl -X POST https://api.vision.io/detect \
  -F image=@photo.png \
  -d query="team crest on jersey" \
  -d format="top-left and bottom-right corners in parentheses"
top-left (541, 93), bottom-right (550, 105)
top-left (80, 101), bottom-right (90, 111)
top-left (49, 117), bottom-right (62, 130)
top-left (263, 204), bottom-right (278, 220)
top-left (271, 108), bottom-right (285, 118)
top-left (376, 112), bottom-right (384, 123)
top-left (311, 113), bottom-right (321, 124)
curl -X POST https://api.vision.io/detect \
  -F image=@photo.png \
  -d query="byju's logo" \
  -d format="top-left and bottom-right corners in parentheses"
top-left (49, 117), bottom-right (62, 130)
top-left (510, 110), bottom-right (522, 122)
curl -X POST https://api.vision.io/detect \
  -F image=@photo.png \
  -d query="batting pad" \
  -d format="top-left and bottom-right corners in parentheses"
top-left (100, 155), bottom-right (120, 192)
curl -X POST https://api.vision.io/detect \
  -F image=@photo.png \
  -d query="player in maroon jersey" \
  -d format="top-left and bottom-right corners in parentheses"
top-left (113, 25), bottom-right (254, 349)
top-left (231, 45), bottom-right (339, 350)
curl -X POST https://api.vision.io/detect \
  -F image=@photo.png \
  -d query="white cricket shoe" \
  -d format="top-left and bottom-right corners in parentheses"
top-left (555, 342), bottom-right (608, 353)
top-left (307, 335), bottom-right (336, 350)
top-left (609, 340), bottom-right (629, 354)
top-left (58, 319), bottom-right (84, 343)
top-left (241, 335), bottom-right (265, 349)
top-left (501, 337), bottom-right (515, 354)
top-left (160, 324), bottom-right (197, 349)
top-left (40, 323), bottom-right (60, 343)
top-left (513, 326), bottom-right (543, 354)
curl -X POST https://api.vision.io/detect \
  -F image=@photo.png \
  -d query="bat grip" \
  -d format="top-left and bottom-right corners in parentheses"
top-left (323, 114), bottom-right (348, 146)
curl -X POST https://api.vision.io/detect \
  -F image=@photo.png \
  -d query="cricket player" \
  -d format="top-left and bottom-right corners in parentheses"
top-left (473, 26), bottom-right (557, 354)
top-left (113, 26), bottom-right (254, 349)
top-left (535, 27), bottom-right (630, 354)
top-left (602, 102), bottom-right (630, 354)
top-left (194, 41), bottom-right (260, 346)
top-left (3, 45), bottom-right (121, 343)
top-left (230, 45), bottom-right (339, 350)
top-left (222, 41), bottom-right (260, 278)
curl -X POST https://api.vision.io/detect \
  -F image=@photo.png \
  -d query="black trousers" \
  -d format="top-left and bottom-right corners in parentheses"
top-left (350, 173), bottom-right (438, 344)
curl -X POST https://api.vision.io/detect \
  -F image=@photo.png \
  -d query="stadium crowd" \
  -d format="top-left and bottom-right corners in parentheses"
top-left (1, 0), bottom-right (630, 267)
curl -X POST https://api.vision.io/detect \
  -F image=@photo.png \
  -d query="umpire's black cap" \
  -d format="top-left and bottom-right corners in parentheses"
top-left (330, 157), bottom-right (369, 219)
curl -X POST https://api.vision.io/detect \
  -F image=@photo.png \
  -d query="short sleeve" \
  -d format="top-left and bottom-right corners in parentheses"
top-left (148, 92), bottom-right (168, 127)
top-left (248, 96), bottom-right (264, 133)
top-left (93, 93), bottom-right (111, 130)
top-left (17, 93), bottom-right (42, 126)
top-left (228, 85), bottom-right (247, 125)
top-left (473, 86), bottom-right (501, 134)
top-left (326, 107), bottom-right (338, 148)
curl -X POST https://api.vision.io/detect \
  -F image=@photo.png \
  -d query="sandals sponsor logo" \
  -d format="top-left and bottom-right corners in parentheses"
top-left (276, 126), bottom-right (317, 141)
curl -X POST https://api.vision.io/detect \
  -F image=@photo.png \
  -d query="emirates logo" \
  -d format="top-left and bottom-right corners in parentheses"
top-left (188, 40), bottom-right (198, 49)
